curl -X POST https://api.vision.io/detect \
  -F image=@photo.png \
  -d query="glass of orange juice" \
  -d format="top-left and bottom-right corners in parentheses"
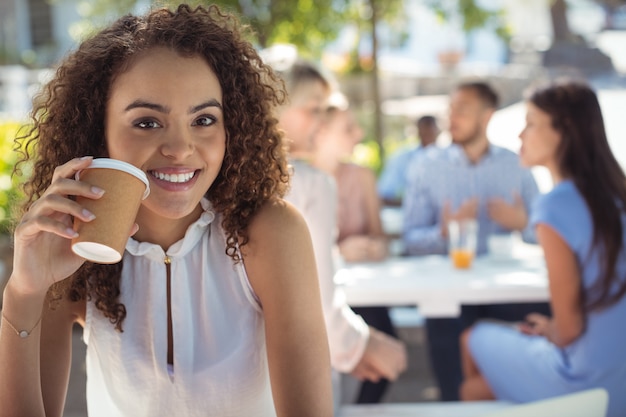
top-left (448, 219), bottom-right (478, 269)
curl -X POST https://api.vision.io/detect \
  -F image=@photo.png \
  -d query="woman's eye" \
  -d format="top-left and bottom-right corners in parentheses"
top-left (193, 115), bottom-right (216, 127)
top-left (135, 119), bottom-right (161, 129)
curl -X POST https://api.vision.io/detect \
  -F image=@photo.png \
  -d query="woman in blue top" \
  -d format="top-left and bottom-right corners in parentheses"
top-left (459, 80), bottom-right (626, 417)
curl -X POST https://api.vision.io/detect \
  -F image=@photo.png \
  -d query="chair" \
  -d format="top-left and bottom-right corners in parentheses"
top-left (481, 388), bottom-right (609, 417)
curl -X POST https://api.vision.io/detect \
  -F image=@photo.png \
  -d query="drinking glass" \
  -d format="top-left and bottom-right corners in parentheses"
top-left (448, 219), bottom-right (478, 269)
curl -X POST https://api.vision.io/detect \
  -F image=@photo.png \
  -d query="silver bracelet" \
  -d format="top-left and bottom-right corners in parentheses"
top-left (1, 312), bottom-right (42, 338)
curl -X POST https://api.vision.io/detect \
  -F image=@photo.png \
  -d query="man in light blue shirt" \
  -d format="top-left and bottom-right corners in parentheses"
top-left (403, 144), bottom-right (539, 255)
top-left (377, 115), bottom-right (440, 206)
top-left (402, 81), bottom-right (550, 401)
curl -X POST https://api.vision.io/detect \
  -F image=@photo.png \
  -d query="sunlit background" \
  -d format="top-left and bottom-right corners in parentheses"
top-left (1, 2), bottom-right (626, 412)
top-left (1, 0), bottom-right (625, 223)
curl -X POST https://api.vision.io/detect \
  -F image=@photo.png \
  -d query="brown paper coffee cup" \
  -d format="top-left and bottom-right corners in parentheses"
top-left (72, 159), bottom-right (150, 264)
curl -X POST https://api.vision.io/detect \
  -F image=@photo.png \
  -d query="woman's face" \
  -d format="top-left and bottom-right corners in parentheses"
top-left (105, 47), bottom-right (226, 225)
top-left (278, 80), bottom-right (328, 155)
top-left (519, 102), bottom-right (561, 169)
top-left (319, 109), bottom-right (364, 158)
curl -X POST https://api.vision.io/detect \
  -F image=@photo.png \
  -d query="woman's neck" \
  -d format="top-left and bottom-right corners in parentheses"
top-left (312, 147), bottom-right (341, 176)
top-left (289, 149), bottom-right (313, 161)
top-left (547, 161), bottom-right (565, 185)
top-left (133, 204), bottom-right (203, 250)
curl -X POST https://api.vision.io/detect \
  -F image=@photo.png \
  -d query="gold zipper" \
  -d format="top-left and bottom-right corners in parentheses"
top-left (164, 254), bottom-right (173, 379)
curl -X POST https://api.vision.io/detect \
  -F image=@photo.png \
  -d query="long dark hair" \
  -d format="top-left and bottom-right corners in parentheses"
top-left (529, 80), bottom-right (626, 311)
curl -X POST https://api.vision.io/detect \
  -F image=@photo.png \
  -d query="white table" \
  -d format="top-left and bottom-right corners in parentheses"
top-left (335, 244), bottom-right (549, 318)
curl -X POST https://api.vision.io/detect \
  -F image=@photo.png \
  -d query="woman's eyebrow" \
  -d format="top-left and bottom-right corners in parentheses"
top-left (124, 100), bottom-right (169, 113)
top-left (189, 99), bottom-right (223, 114)
top-left (123, 99), bottom-right (222, 114)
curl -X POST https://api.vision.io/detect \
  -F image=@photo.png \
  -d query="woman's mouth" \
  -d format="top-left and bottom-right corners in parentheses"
top-left (149, 170), bottom-right (196, 184)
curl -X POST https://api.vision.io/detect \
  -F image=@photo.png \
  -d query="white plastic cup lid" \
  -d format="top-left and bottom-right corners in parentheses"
top-left (76, 158), bottom-right (150, 199)
top-left (72, 241), bottom-right (123, 264)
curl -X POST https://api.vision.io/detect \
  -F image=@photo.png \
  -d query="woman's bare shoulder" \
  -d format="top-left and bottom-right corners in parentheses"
top-left (242, 198), bottom-right (314, 267)
top-left (241, 198), bottom-right (316, 297)
top-left (248, 198), bottom-right (308, 237)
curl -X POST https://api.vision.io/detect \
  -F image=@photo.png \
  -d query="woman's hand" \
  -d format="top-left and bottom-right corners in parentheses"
top-left (351, 327), bottom-right (407, 382)
top-left (10, 157), bottom-right (104, 296)
top-left (518, 313), bottom-right (551, 336)
top-left (339, 236), bottom-right (388, 263)
top-left (487, 193), bottom-right (527, 232)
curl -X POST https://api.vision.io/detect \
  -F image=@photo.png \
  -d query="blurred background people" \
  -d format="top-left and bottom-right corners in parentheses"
top-left (267, 53), bottom-right (407, 407)
top-left (313, 92), bottom-right (388, 263)
top-left (461, 80), bottom-right (626, 417)
top-left (312, 91), bottom-right (402, 403)
top-left (402, 81), bottom-right (550, 401)
top-left (378, 115), bottom-right (441, 207)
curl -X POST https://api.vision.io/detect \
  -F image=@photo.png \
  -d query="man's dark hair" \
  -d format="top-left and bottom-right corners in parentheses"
top-left (416, 115), bottom-right (437, 128)
top-left (456, 81), bottom-right (499, 109)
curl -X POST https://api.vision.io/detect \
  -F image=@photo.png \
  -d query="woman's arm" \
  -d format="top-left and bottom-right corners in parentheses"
top-left (362, 167), bottom-right (388, 260)
top-left (529, 224), bottom-right (585, 347)
top-left (243, 199), bottom-right (333, 417)
top-left (1, 283), bottom-right (49, 416)
top-left (339, 167), bottom-right (387, 262)
top-left (285, 168), bottom-right (370, 372)
top-left (1, 284), bottom-right (82, 417)
top-left (362, 167), bottom-right (385, 238)
top-left (1, 157), bottom-right (100, 416)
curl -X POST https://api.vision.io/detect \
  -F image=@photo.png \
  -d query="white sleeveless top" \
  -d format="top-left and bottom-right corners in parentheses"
top-left (83, 200), bottom-right (276, 417)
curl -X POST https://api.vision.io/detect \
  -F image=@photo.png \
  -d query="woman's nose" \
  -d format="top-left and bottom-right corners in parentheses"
top-left (161, 130), bottom-right (195, 159)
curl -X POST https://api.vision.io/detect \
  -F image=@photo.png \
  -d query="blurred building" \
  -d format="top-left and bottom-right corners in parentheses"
top-left (0, 0), bottom-right (617, 118)
top-left (0, 0), bottom-right (81, 68)
top-left (0, 0), bottom-right (81, 118)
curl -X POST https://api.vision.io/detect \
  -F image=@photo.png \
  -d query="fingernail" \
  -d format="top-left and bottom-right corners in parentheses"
top-left (80, 156), bottom-right (93, 160)
top-left (91, 186), bottom-right (105, 196)
top-left (66, 228), bottom-right (78, 238)
top-left (82, 209), bottom-right (96, 221)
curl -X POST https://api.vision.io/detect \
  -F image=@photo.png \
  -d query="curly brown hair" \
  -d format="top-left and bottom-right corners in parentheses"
top-left (13, 4), bottom-right (289, 330)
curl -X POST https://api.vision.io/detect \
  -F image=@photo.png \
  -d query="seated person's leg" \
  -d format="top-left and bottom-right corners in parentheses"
top-left (425, 317), bottom-right (462, 401)
top-left (483, 302), bottom-right (551, 323)
top-left (459, 328), bottom-right (495, 401)
top-left (352, 306), bottom-right (396, 403)
top-left (425, 305), bottom-right (481, 401)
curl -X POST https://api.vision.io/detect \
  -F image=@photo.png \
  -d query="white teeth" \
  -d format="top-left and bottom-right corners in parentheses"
top-left (152, 171), bottom-right (195, 183)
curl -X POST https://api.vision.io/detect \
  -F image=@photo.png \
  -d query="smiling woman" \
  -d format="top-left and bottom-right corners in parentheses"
top-left (105, 47), bottom-right (227, 246)
top-left (0, 5), bottom-right (332, 417)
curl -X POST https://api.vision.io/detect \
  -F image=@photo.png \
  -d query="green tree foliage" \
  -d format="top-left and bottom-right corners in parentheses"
top-left (146, 0), bottom-right (348, 53)
top-left (62, 0), bottom-right (345, 54)
top-left (62, 0), bottom-right (405, 62)
top-left (42, 0), bottom-right (626, 68)
top-left (426, 0), bottom-right (511, 41)
top-left (215, 0), bottom-right (351, 51)
top-left (0, 121), bottom-right (23, 233)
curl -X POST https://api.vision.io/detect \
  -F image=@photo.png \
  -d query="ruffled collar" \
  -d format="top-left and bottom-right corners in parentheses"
top-left (125, 198), bottom-right (216, 262)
